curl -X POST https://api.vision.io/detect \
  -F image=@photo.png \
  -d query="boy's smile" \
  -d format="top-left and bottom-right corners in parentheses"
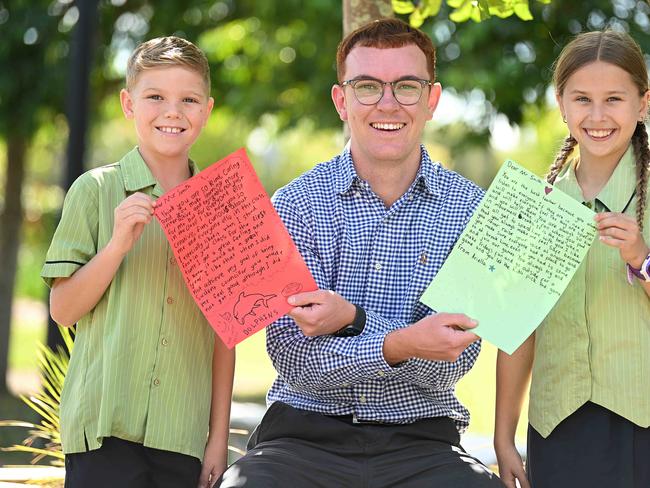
top-left (120, 66), bottom-right (214, 167)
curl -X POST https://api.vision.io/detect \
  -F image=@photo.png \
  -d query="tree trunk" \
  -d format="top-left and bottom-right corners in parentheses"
top-left (343, 0), bottom-right (393, 35)
top-left (0, 134), bottom-right (26, 394)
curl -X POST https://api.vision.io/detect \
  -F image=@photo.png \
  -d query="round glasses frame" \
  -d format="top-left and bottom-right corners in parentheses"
top-left (341, 78), bottom-right (432, 106)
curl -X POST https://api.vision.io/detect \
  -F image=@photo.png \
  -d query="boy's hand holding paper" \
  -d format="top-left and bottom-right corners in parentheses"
top-left (154, 148), bottom-right (317, 348)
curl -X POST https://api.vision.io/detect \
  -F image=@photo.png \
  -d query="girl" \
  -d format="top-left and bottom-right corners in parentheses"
top-left (494, 30), bottom-right (650, 488)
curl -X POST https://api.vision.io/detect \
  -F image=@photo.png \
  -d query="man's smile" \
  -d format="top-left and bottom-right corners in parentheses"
top-left (370, 122), bottom-right (406, 131)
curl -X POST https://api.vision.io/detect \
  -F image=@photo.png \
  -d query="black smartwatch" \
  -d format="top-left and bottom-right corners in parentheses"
top-left (333, 305), bottom-right (366, 337)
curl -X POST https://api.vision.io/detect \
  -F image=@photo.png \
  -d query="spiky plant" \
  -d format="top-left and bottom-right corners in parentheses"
top-left (0, 326), bottom-right (73, 466)
top-left (1, 325), bottom-right (248, 470)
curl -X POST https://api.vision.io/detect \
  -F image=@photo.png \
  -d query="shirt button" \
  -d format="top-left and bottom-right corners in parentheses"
top-left (377, 371), bottom-right (385, 377)
top-left (169, 256), bottom-right (176, 265)
top-left (360, 395), bottom-right (367, 404)
top-left (420, 253), bottom-right (427, 264)
top-left (342, 382), bottom-right (350, 388)
top-left (153, 378), bottom-right (160, 386)
top-left (355, 191), bottom-right (361, 198)
top-left (167, 297), bottom-right (174, 304)
top-left (374, 263), bottom-right (382, 271)
top-left (161, 338), bottom-right (169, 346)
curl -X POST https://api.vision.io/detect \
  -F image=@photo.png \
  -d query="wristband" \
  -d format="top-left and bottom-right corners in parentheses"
top-left (333, 305), bottom-right (366, 337)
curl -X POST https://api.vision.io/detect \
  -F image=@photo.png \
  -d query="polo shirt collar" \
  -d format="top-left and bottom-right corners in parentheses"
top-left (595, 145), bottom-right (636, 212)
top-left (120, 147), bottom-right (200, 197)
top-left (335, 143), bottom-right (440, 197)
top-left (555, 145), bottom-right (636, 212)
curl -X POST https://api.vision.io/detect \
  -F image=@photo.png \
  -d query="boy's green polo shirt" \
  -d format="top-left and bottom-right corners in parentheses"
top-left (530, 146), bottom-right (650, 438)
top-left (41, 147), bottom-right (214, 460)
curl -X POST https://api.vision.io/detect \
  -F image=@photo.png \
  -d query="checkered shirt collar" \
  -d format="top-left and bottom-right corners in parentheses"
top-left (335, 143), bottom-right (441, 198)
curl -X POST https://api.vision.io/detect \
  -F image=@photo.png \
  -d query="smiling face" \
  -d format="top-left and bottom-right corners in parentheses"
top-left (558, 60), bottom-right (649, 166)
top-left (331, 44), bottom-right (441, 172)
top-left (120, 66), bottom-right (214, 166)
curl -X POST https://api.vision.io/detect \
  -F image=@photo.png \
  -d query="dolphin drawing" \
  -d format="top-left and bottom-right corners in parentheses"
top-left (233, 291), bottom-right (276, 325)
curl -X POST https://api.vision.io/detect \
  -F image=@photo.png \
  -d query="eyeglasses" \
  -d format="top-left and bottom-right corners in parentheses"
top-left (341, 78), bottom-right (432, 106)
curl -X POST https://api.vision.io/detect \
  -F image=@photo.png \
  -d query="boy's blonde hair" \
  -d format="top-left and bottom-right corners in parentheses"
top-left (126, 36), bottom-right (210, 94)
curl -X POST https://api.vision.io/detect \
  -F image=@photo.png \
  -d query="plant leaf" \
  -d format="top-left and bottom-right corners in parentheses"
top-left (449, 0), bottom-right (474, 22)
top-left (392, 0), bottom-right (416, 14)
top-left (514, 1), bottom-right (533, 20)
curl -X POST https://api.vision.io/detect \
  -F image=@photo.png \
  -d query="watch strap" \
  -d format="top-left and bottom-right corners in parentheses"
top-left (333, 305), bottom-right (366, 337)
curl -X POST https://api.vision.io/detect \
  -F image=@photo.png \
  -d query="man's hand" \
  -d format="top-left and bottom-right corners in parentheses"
top-left (108, 192), bottom-right (155, 256)
top-left (287, 290), bottom-right (356, 336)
top-left (596, 212), bottom-right (649, 267)
top-left (383, 313), bottom-right (479, 365)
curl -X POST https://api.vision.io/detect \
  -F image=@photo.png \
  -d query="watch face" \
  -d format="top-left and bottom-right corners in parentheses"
top-left (334, 324), bottom-right (362, 337)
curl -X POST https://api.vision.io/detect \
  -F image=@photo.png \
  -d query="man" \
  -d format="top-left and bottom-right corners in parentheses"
top-left (217, 18), bottom-right (503, 487)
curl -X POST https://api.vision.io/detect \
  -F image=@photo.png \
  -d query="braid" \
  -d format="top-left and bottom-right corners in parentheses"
top-left (632, 121), bottom-right (650, 233)
top-left (546, 135), bottom-right (577, 184)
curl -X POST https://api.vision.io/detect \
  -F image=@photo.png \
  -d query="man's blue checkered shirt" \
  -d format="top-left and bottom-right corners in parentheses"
top-left (267, 145), bottom-right (484, 432)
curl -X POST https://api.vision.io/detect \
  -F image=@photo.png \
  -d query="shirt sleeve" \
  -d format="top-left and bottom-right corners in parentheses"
top-left (386, 340), bottom-right (481, 390)
top-left (267, 186), bottom-right (394, 392)
top-left (41, 173), bottom-right (99, 288)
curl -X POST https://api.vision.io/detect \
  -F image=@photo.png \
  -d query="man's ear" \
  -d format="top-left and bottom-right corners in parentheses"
top-left (331, 83), bottom-right (348, 121)
top-left (120, 88), bottom-right (134, 119)
top-left (426, 82), bottom-right (442, 120)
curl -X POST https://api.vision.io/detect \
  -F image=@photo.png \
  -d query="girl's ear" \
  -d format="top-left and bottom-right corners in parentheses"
top-left (556, 91), bottom-right (567, 123)
top-left (639, 89), bottom-right (650, 122)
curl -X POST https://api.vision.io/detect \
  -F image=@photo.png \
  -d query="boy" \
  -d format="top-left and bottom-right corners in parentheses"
top-left (42, 36), bottom-right (234, 488)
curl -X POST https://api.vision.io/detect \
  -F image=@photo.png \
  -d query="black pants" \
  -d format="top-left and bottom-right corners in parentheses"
top-left (527, 402), bottom-right (650, 488)
top-left (64, 436), bottom-right (201, 488)
top-left (216, 401), bottom-right (503, 488)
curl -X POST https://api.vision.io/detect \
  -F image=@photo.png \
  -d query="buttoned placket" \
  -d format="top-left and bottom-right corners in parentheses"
top-left (149, 185), bottom-right (173, 395)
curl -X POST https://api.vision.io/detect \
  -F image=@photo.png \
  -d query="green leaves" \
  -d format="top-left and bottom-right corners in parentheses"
top-left (394, 0), bottom-right (551, 24)
top-left (392, 0), bottom-right (443, 27)
top-left (0, 326), bottom-right (73, 466)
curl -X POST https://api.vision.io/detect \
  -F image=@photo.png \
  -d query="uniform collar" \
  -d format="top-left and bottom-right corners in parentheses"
top-left (120, 147), bottom-right (200, 197)
top-left (595, 145), bottom-right (637, 212)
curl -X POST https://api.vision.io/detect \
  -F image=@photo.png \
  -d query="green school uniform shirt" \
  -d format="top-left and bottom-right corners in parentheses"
top-left (529, 146), bottom-right (650, 438)
top-left (41, 147), bottom-right (214, 460)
